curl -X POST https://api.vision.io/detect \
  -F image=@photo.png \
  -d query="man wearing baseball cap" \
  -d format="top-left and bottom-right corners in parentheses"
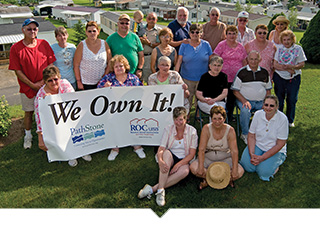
top-left (9, 18), bottom-right (56, 149)
top-left (107, 14), bottom-right (144, 79)
top-left (236, 11), bottom-right (255, 46)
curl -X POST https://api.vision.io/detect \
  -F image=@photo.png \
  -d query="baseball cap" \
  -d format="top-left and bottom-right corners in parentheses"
top-left (22, 18), bottom-right (39, 27)
top-left (238, 11), bottom-right (249, 18)
top-left (118, 14), bottom-right (130, 21)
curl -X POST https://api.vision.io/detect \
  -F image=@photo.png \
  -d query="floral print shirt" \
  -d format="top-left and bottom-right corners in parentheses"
top-left (97, 72), bottom-right (142, 88)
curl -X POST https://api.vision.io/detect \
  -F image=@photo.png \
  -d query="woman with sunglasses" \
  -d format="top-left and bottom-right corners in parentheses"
top-left (34, 65), bottom-right (92, 167)
top-left (245, 24), bottom-right (276, 79)
top-left (74, 21), bottom-right (111, 90)
top-left (150, 27), bottom-right (177, 73)
top-left (175, 23), bottom-right (212, 117)
top-left (240, 95), bottom-right (289, 181)
top-left (268, 16), bottom-right (290, 49)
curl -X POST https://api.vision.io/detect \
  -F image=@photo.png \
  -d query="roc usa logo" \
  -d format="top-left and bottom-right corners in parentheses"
top-left (130, 118), bottom-right (159, 134)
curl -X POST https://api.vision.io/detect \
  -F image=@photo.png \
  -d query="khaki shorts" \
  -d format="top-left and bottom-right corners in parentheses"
top-left (21, 93), bottom-right (35, 112)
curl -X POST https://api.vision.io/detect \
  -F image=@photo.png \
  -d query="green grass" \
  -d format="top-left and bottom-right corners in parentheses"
top-left (1, 64), bottom-right (320, 216)
top-left (7, 105), bottom-right (24, 119)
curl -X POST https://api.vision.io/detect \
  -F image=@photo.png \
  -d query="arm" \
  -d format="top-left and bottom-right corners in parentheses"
top-left (170, 148), bottom-right (196, 174)
top-left (150, 48), bottom-right (157, 73)
top-left (174, 55), bottom-right (183, 72)
top-left (170, 39), bottom-right (189, 47)
top-left (227, 127), bottom-right (240, 180)
top-left (196, 125), bottom-right (210, 177)
top-left (37, 132), bottom-right (48, 151)
top-left (268, 30), bottom-right (274, 41)
top-left (173, 49), bottom-right (178, 66)
top-left (274, 60), bottom-right (295, 75)
top-left (104, 41), bottom-right (112, 75)
top-left (73, 42), bottom-right (84, 90)
top-left (14, 70), bottom-right (44, 91)
top-left (135, 51), bottom-right (144, 79)
top-left (233, 90), bottom-right (251, 110)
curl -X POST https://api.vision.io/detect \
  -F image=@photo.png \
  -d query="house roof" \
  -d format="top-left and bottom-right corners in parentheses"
top-left (53, 5), bottom-right (101, 13)
top-left (0, 18), bottom-right (56, 42)
top-left (150, 3), bottom-right (177, 10)
top-left (0, 6), bottom-right (31, 14)
top-left (60, 10), bottom-right (91, 16)
top-left (199, 2), bottom-right (236, 9)
top-left (221, 10), bottom-right (268, 20)
top-left (101, 11), bottom-right (121, 22)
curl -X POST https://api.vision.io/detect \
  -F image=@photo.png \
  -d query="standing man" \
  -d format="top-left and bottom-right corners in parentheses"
top-left (139, 12), bottom-right (161, 82)
top-left (168, 7), bottom-right (191, 52)
top-left (236, 11), bottom-right (255, 46)
top-left (202, 7), bottom-right (226, 51)
top-left (107, 14), bottom-right (144, 79)
top-left (231, 51), bottom-right (272, 144)
top-left (9, 18), bottom-right (56, 149)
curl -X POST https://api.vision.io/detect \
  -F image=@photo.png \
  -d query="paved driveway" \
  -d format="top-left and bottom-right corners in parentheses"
top-left (0, 64), bottom-right (21, 106)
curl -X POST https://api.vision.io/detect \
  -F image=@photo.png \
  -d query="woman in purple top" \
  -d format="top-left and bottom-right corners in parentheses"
top-left (97, 55), bottom-right (144, 161)
top-left (214, 25), bottom-right (247, 120)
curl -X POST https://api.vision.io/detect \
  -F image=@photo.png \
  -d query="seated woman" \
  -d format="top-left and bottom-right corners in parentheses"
top-left (190, 106), bottom-right (244, 189)
top-left (97, 55), bottom-right (145, 161)
top-left (34, 65), bottom-right (92, 167)
top-left (138, 106), bottom-right (198, 206)
top-left (240, 95), bottom-right (289, 181)
top-left (196, 56), bottom-right (228, 114)
top-left (148, 56), bottom-right (190, 112)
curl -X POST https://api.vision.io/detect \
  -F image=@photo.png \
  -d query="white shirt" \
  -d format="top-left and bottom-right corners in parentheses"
top-left (249, 109), bottom-right (289, 155)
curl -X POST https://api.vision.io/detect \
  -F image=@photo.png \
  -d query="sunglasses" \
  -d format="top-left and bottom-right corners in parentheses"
top-left (119, 22), bottom-right (129, 25)
top-left (190, 31), bottom-right (200, 34)
top-left (26, 28), bottom-right (38, 31)
top-left (211, 13), bottom-right (219, 17)
top-left (276, 23), bottom-right (285, 26)
top-left (87, 30), bottom-right (97, 33)
top-left (258, 31), bottom-right (267, 35)
top-left (264, 104), bottom-right (275, 107)
top-left (239, 19), bottom-right (248, 22)
top-left (47, 78), bottom-right (59, 83)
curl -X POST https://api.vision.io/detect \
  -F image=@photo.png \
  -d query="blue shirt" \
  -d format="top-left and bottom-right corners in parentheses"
top-left (97, 72), bottom-right (142, 88)
top-left (51, 43), bottom-right (76, 84)
top-left (178, 39), bottom-right (212, 81)
top-left (168, 19), bottom-right (191, 52)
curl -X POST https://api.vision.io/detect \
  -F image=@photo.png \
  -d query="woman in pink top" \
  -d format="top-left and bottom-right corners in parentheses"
top-left (214, 25), bottom-right (247, 120)
top-left (245, 24), bottom-right (276, 79)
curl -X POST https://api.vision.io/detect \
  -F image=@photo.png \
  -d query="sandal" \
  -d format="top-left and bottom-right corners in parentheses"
top-left (198, 179), bottom-right (208, 190)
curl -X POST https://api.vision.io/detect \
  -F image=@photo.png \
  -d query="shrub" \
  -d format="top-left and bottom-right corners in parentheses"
top-left (300, 11), bottom-right (320, 64)
top-left (0, 95), bottom-right (12, 137)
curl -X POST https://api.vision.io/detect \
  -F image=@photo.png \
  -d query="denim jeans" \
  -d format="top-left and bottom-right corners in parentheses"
top-left (273, 73), bottom-right (301, 124)
top-left (236, 99), bottom-right (263, 135)
top-left (240, 145), bottom-right (286, 181)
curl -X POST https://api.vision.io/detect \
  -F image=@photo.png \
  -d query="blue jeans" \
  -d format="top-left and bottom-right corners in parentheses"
top-left (236, 99), bottom-right (263, 135)
top-left (273, 73), bottom-right (301, 124)
top-left (240, 145), bottom-right (286, 181)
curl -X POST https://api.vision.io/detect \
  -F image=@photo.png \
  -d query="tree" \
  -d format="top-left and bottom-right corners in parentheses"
top-left (288, 7), bottom-right (298, 30)
top-left (300, 10), bottom-right (320, 64)
top-left (287, 0), bottom-right (303, 9)
top-left (235, 1), bottom-right (244, 11)
top-left (71, 20), bottom-right (87, 46)
top-left (244, 2), bottom-right (254, 14)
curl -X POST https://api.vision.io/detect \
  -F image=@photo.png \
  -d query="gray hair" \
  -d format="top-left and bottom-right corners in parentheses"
top-left (158, 56), bottom-right (172, 67)
top-left (209, 56), bottom-right (224, 65)
top-left (210, 7), bottom-right (221, 16)
top-left (176, 6), bottom-right (189, 18)
top-left (247, 50), bottom-right (261, 60)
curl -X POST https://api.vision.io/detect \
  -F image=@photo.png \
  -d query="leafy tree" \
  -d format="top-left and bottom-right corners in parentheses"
top-left (235, 1), bottom-right (244, 11)
top-left (244, 2), bottom-right (254, 13)
top-left (266, 12), bottom-right (286, 39)
top-left (288, 7), bottom-right (298, 29)
top-left (71, 20), bottom-right (86, 46)
top-left (287, 0), bottom-right (303, 9)
top-left (300, 10), bottom-right (320, 63)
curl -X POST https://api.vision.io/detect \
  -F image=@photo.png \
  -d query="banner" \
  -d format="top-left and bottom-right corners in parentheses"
top-left (39, 85), bottom-right (184, 162)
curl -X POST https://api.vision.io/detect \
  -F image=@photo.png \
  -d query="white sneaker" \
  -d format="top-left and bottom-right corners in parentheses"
top-left (138, 184), bottom-right (153, 199)
top-left (289, 122), bottom-right (295, 127)
top-left (108, 150), bottom-right (119, 161)
top-left (134, 148), bottom-right (146, 159)
top-left (156, 189), bottom-right (165, 206)
top-left (240, 133), bottom-right (248, 145)
top-left (68, 159), bottom-right (78, 167)
top-left (23, 135), bottom-right (32, 149)
top-left (82, 155), bottom-right (92, 162)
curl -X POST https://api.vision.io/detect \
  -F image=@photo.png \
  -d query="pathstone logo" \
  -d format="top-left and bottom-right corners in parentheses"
top-left (70, 123), bottom-right (105, 144)
top-left (130, 118), bottom-right (159, 135)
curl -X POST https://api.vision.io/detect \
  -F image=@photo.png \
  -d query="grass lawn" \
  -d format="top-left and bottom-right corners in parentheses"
top-left (1, 63), bottom-right (320, 217)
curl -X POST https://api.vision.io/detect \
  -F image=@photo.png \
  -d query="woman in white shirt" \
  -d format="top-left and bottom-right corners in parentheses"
top-left (240, 95), bottom-right (289, 181)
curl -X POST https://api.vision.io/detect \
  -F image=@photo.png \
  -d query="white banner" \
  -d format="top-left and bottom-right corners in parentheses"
top-left (39, 85), bottom-right (184, 162)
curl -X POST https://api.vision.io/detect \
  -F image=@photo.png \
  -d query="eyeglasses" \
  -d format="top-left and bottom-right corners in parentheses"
top-left (87, 30), bottom-right (97, 33)
top-left (211, 13), bottom-right (219, 17)
top-left (26, 28), bottom-right (38, 32)
top-left (239, 18), bottom-right (248, 22)
top-left (258, 31), bottom-right (267, 35)
top-left (147, 17), bottom-right (156, 21)
top-left (264, 103), bottom-right (275, 107)
top-left (47, 78), bottom-right (59, 83)
top-left (190, 31), bottom-right (200, 34)
top-left (119, 22), bottom-right (129, 25)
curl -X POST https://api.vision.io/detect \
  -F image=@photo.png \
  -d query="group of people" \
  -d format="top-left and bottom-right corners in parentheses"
top-left (8, 7), bottom-right (307, 206)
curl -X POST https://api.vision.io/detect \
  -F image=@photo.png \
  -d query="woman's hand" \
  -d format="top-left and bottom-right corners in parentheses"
top-left (77, 80), bottom-right (84, 90)
top-left (231, 168), bottom-right (239, 180)
top-left (104, 81), bottom-right (112, 87)
top-left (196, 166), bottom-right (206, 178)
top-left (250, 154), bottom-right (264, 166)
top-left (159, 160), bottom-right (170, 174)
top-left (38, 133), bottom-right (48, 152)
top-left (206, 98), bottom-right (216, 105)
top-left (170, 163), bottom-right (181, 175)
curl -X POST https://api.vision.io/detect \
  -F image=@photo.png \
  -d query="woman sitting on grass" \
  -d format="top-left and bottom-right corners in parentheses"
top-left (240, 95), bottom-right (289, 181)
top-left (138, 106), bottom-right (198, 206)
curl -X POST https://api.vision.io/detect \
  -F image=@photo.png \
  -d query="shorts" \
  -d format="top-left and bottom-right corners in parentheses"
top-left (21, 93), bottom-right (35, 112)
top-left (203, 150), bottom-right (232, 169)
top-left (169, 149), bottom-right (183, 167)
